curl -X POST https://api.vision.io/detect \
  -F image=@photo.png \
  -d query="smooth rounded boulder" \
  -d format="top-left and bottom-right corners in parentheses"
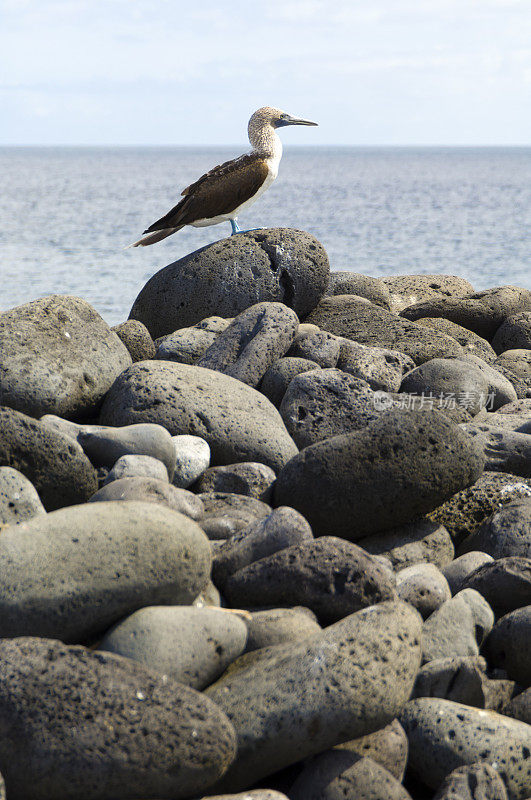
top-left (112, 318), bottom-right (156, 362)
top-left (0, 637), bottom-right (236, 800)
top-left (78, 422), bottom-right (176, 477)
top-left (0, 295), bottom-right (132, 419)
top-left (458, 500), bottom-right (531, 559)
top-left (485, 606), bottom-right (531, 687)
top-left (99, 361), bottom-right (298, 473)
top-left (400, 358), bottom-right (489, 415)
top-left (206, 601), bottom-right (422, 792)
top-left (129, 229), bottom-right (330, 338)
top-left (274, 408), bottom-right (485, 539)
top-left (0, 406), bottom-right (98, 511)
top-left (0, 467), bottom-right (45, 527)
top-left (88, 477), bottom-right (204, 519)
top-left (0, 501), bottom-right (211, 641)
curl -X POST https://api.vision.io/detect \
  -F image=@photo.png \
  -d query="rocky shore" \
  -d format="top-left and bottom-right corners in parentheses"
top-left (0, 227), bottom-right (530, 800)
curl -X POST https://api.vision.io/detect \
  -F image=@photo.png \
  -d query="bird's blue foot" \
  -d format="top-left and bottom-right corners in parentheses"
top-left (229, 220), bottom-right (265, 236)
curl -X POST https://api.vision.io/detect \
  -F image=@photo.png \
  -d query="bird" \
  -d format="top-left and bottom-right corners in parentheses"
top-left (128, 106), bottom-right (317, 247)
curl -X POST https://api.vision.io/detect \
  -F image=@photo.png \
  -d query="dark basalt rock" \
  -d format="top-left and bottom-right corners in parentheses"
top-left (326, 271), bottom-right (392, 309)
top-left (492, 311), bottom-right (531, 353)
top-left (129, 228), bottom-right (330, 339)
top-left (486, 606), bottom-right (531, 687)
top-left (381, 274), bottom-right (475, 313)
top-left (259, 356), bottom-right (321, 407)
top-left (462, 556), bottom-right (531, 617)
top-left (112, 319), bottom-right (156, 362)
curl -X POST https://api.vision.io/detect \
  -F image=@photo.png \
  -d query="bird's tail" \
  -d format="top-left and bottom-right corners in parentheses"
top-left (125, 226), bottom-right (183, 248)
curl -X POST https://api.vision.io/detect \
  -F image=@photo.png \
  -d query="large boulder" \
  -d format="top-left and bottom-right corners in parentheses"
top-left (129, 229), bottom-right (330, 338)
top-left (0, 295), bottom-right (132, 419)
top-left (381, 274), bottom-right (474, 313)
top-left (0, 637), bottom-right (236, 800)
top-left (274, 408), bottom-right (485, 539)
top-left (0, 501), bottom-right (211, 641)
top-left (99, 361), bottom-right (298, 473)
top-left (0, 406), bottom-right (98, 511)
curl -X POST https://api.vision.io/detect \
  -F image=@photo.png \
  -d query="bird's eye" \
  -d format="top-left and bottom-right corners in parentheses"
top-left (280, 113), bottom-right (288, 120)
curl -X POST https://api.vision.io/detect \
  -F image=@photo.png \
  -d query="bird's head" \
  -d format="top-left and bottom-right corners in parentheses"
top-left (249, 106), bottom-right (318, 131)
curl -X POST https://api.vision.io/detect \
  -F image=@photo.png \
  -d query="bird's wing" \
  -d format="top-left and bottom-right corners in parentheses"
top-left (143, 153), bottom-right (270, 233)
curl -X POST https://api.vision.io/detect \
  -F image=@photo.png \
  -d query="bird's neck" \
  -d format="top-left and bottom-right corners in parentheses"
top-left (248, 123), bottom-right (283, 162)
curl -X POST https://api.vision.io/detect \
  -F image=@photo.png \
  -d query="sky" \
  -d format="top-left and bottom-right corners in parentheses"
top-left (1, 0), bottom-right (531, 146)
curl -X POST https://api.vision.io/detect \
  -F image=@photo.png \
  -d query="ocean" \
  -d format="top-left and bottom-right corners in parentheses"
top-left (1, 146), bottom-right (530, 326)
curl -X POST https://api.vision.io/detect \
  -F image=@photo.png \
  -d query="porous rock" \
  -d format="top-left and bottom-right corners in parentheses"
top-left (156, 325), bottom-right (219, 365)
top-left (432, 762), bottom-right (509, 800)
top-left (337, 339), bottom-right (414, 392)
top-left (0, 295), bottom-right (132, 419)
top-left (88, 477), bottom-right (204, 520)
top-left (334, 718), bottom-right (409, 781)
top-left (485, 606), bottom-right (531, 687)
top-left (396, 563), bottom-right (451, 618)
top-left (442, 552), bottom-right (494, 594)
top-left (462, 557), bottom-right (531, 617)
top-left (327, 271), bottom-right (392, 309)
top-left (287, 330), bottom-right (341, 367)
top-left (259, 356), bottom-right (321, 406)
top-left (0, 501), bottom-right (211, 641)
top-left (381, 274), bottom-right (474, 313)
top-left (172, 434), bottom-right (210, 488)
top-left (458, 500), bottom-right (531, 559)
top-left (412, 656), bottom-right (504, 708)
top-left (103, 454), bottom-right (170, 485)
top-left (274, 408), bottom-right (485, 539)
top-left (129, 228), bottom-right (330, 338)
top-left (459, 424), bottom-right (531, 478)
top-left (415, 317), bottom-right (497, 363)
top-left (358, 518), bottom-right (455, 570)
top-left (78, 422), bottom-right (176, 477)
top-left (0, 406), bottom-right (98, 511)
top-left (244, 607), bottom-right (321, 652)
top-left (421, 593), bottom-right (483, 663)
top-left (0, 636), bottom-right (236, 800)
top-left (492, 311), bottom-right (531, 354)
top-left (99, 361), bottom-right (298, 473)
top-left (400, 358), bottom-right (489, 416)
top-left (112, 319), bottom-right (156, 362)
top-left (196, 462), bottom-right (276, 502)
top-left (0, 467), bottom-right (45, 527)
top-left (459, 354), bottom-right (518, 408)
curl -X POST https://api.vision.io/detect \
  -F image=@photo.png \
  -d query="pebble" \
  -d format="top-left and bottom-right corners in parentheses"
top-left (358, 518), bottom-right (455, 570)
top-left (462, 557), bottom-right (531, 617)
top-left (223, 536), bottom-right (397, 624)
top-left (103, 453), bottom-right (170, 484)
top-left (337, 339), bottom-right (414, 392)
top-left (0, 466), bottom-right (45, 527)
top-left (274, 408), bottom-right (485, 539)
top-left (279, 368), bottom-right (385, 448)
top-left (396, 563), bottom-right (452, 618)
top-left (88, 476), bottom-right (204, 519)
top-left (0, 500), bottom-right (211, 641)
top-left (287, 330), bottom-right (341, 367)
top-left (0, 636), bottom-right (236, 800)
top-left (129, 228), bottom-right (330, 337)
top-left (197, 302), bottom-right (299, 387)
top-left (244, 607), bottom-right (321, 652)
top-left (0, 294), bottom-right (132, 419)
top-left (458, 500), bottom-right (531, 559)
top-left (432, 762), bottom-right (509, 800)
top-left (335, 718), bottom-right (409, 781)
top-left (442, 551), bottom-right (494, 594)
top-left (78, 422), bottom-right (176, 477)
top-left (98, 605), bottom-right (248, 689)
top-left (493, 312), bottom-right (531, 353)
top-left (0, 405), bottom-right (98, 511)
top-left (206, 600), bottom-right (422, 792)
top-left (400, 697), bottom-right (531, 800)
top-left (99, 361), bottom-right (298, 473)
top-left (195, 462), bottom-right (277, 502)
top-left (172, 434), bottom-right (210, 488)
top-left (111, 318), bottom-right (156, 362)
top-left (485, 606), bottom-right (531, 687)
top-left (327, 271), bottom-right (392, 309)
top-left (400, 357), bottom-right (489, 415)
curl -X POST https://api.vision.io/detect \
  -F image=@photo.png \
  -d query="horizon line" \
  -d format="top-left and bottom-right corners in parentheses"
top-left (1, 142), bottom-right (530, 149)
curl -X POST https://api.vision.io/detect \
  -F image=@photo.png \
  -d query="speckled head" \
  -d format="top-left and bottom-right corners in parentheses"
top-left (249, 106), bottom-right (318, 133)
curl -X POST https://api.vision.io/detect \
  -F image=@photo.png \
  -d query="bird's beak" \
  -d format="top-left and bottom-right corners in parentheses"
top-left (284, 115), bottom-right (318, 126)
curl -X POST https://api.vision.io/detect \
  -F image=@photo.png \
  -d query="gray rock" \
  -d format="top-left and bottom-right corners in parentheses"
top-left (381, 274), bottom-right (475, 313)
top-left (400, 285), bottom-right (531, 340)
top-left (212, 507), bottom-right (313, 590)
top-left (432, 762), bottom-right (509, 800)
top-left (172, 434), bottom-right (210, 488)
top-left (0, 295), bottom-right (132, 419)
top-left (396, 563), bottom-right (452, 618)
top-left (305, 295), bottom-right (464, 364)
top-left (399, 697), bottom-right (531, 800)
top-left (495, 351), bottom-right (531, 398)
top-left (0, 406), bottom-right (98, 511)
top-left (288, 330), bottom-right (341, 367)
top-left (201, 516), bottom-right (254, 541)
top-left (99, 605), bottom-right (248, 689)
top-left (201, 793), bottom-right (288, 800)
top-left (197, 302), bottom-right (299, 387)
top-left (289, 751), bottom-right (413, 800)
top-left (458, 500), bottom-right (531, 559)
top-left (0, 467), bottom-right (45, 527)
top-left (200, 492), bottom-right (271, 523)
top-left (88, 477), bottom-right (204, 520)
top-left (462, 557), bottom-right (531, 617)
top-left (280, 368), bottom-right (385, 448)
top-left (129, 228), bottom-right (330, 338)
top-left (358, 518), bottom-right (455, 570)
top-left (259, 356), bottom-right (321, 406)
top-left (415, 318), bottom-right (497, 363)
top-left (493, 312), bottom-right (531, 353)
top-left (39, 412), bottom-right (85, 440)
top-left (459, 354), bottom-right (518, 408)
top-left (458, 588), bottom-right (495, 645)
top-left (334, 719), bottom-right (409, 781)
top-left (486, 606), bottom-right (531, 687)
top-left (99, 361), bottom-right (298, 473)
top-left (428, 472), bottom-right (531, 547)
top-left (274, 408), bottom-right (485, 539)
top-left (196, 462), bottom-right (276, 502)
top-left (400, 358), bottom-right (489, 416)
top-left (412, 656), bottom-right (503, 707)
top-left (459, 424), bottom-right (531, 478)
top-left (156, 326), bottom-right (219, 364)
top-left (112, 319), bottom-right (156, 362)
top-left (0, 636), bottom-right (236, 800)
top-left (244, 607), bottom-right (321, 652)
top-left (223, 536), bottom-right (397, 624)
top-left (0, 501), bottom-right (211, 641)
top-left (337, 339), bottom-right (414, 392)
top-left (503, 688), bottom-right (531, 725)
top-left (206, 600), bottom-right (422, 792)
top-left (421, 594), bottom-right (482, 663)
top-left (326, 272), bottom-right (392, 308)
top-left (78, 422), bottom-right (176, 477)
top-left (103, 453), bottom-right (170, 484)
top-left (442, 552), bottom-right (494, 594)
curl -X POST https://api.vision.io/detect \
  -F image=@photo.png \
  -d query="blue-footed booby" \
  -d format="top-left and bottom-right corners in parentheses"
top-left (129, 106), bottom-right (317, 247)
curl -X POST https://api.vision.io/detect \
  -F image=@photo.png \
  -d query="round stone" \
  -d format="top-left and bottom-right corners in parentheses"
top-left (112, 319), bottom-right (156, 362)
top-left (0, 467), bottom-right (45, 527)
top-left (88, 477), bottom-right (204, 520)
top-left (485, 606), bottom-right (531, 686)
